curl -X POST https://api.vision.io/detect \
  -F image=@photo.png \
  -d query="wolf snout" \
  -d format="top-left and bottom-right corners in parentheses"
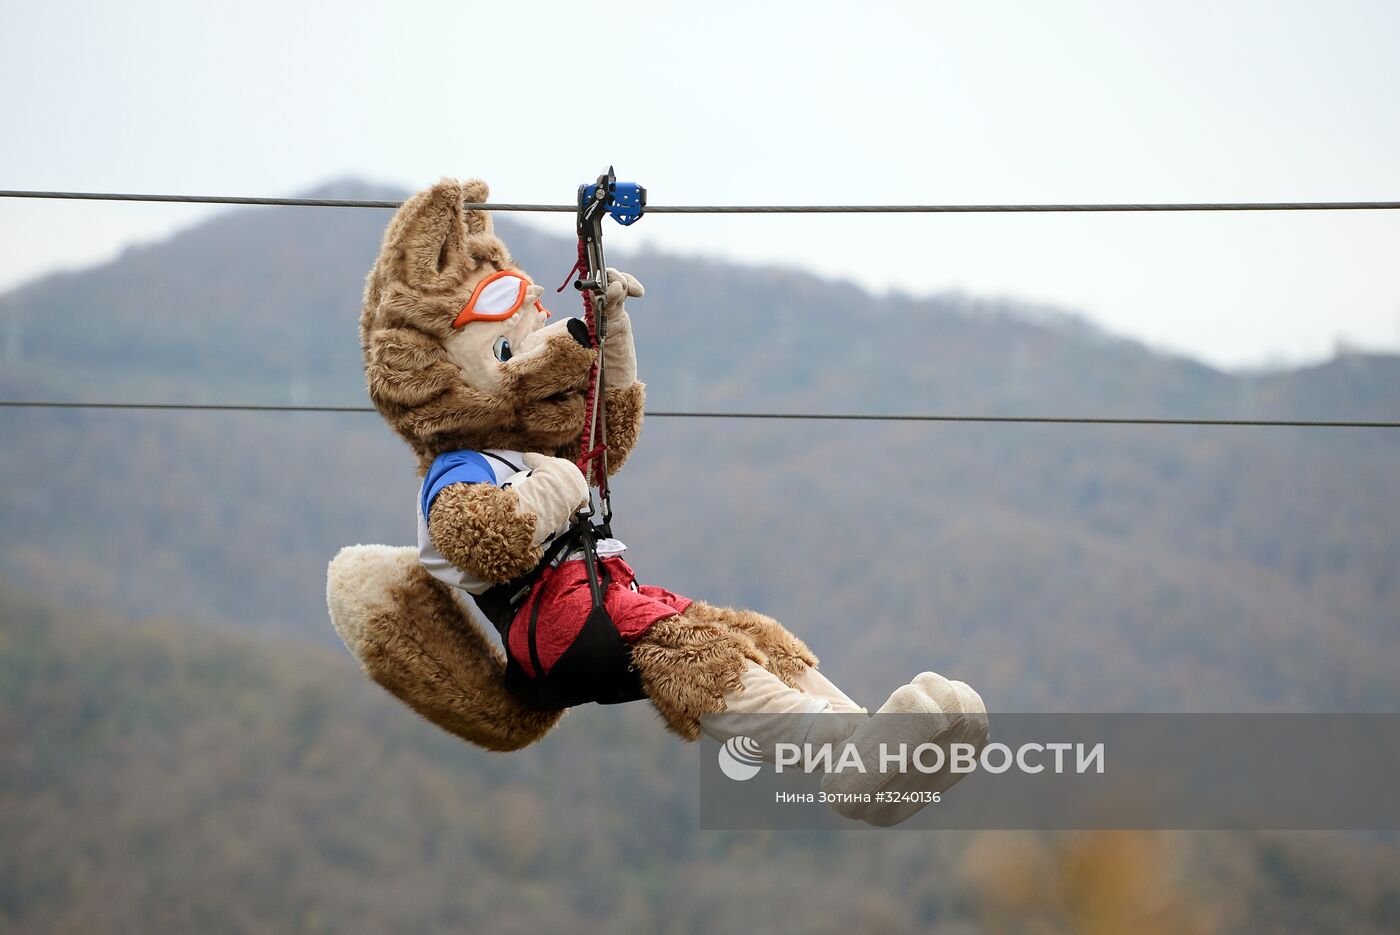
top-left (566, 317), bottom-right (591, 348)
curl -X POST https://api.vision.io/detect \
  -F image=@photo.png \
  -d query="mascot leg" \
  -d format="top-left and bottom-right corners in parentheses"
top-left (630, 601), bottom-right (988, 826)
top-left (628, 604), bottom-right (765, 741)
top-left (695, 604), bottom-right (871, 715)
top-left (327, 545), bottom-right (563, 752)
top-left (632, 600), bottom-right (868, 739)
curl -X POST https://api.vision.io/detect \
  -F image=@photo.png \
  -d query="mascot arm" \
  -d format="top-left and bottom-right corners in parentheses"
top-left (427, 484), bottom-right (543, 585)
top-left (427, 455), bottom-right (589, 584)
top-left (602, 380), bottom-right (646, 475)
top-left (601, 267), bottom-right (642, 387)
top-left (597, 268), bottom-right (646, 475)
top-left (514, 453), bottom-right (590, 540)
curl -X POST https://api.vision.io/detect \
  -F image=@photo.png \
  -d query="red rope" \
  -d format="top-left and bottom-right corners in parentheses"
top-left (555, 255), bottom-right (586, 294)
top-left (572, 238), bottom-right (607, 499)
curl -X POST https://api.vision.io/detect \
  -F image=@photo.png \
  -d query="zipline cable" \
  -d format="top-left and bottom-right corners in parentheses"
top-left (0, 399), bottom-right (1395, 428)
top-left (4, 189), bottom-right (1396, 430)
top-left (2, 190), bottom-right (1400, 213)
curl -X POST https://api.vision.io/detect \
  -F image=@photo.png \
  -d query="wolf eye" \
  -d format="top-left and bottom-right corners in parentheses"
top-left (493, 336), bottom-right (513, 362)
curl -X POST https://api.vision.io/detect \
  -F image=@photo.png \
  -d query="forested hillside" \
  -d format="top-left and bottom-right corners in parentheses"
top-left (4, 582), bottom-right (1398, 934)
top-left (2, 181), bottom-right (1398, 930)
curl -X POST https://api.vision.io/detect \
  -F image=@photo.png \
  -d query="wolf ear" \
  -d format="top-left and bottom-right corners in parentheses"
top-left (379, 178), bottom-right (498, 292)
top-left (460, 178), bottom-right (494, 236)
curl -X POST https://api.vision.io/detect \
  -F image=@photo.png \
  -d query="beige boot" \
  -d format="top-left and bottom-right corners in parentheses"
top-left (699, 661), bottom-right (866, 755)
top-left (792, 665), bottom-right (869, 747)
top-left (820, 672), bottom-right (988, 826)
top-left (793, 666), bottom-right (867, 713)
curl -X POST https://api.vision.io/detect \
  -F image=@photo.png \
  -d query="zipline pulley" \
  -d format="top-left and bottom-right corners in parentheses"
top-left (573, 166), bottom-right (647, 296)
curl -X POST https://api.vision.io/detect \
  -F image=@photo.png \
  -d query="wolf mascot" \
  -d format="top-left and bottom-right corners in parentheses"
top-left (327, 179), bottom-right (987, 824)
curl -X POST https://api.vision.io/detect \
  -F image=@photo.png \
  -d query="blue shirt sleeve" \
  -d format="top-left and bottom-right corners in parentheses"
top-left (421, 450), bottom-right (494, 523)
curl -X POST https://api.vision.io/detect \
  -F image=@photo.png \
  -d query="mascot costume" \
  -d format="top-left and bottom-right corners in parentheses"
top-left (327, 175), bottom-right (988, 825)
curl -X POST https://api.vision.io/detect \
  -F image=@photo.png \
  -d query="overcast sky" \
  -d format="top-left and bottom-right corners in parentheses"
top-left (2, 0), bottom-right (1397, 369)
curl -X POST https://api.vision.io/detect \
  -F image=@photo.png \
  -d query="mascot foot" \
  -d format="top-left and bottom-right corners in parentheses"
top-left (820, 672), bottom-right (988, 827)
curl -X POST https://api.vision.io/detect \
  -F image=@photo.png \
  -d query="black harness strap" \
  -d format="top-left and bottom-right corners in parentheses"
top-left (473, 516), bottom-right (645, 711)
top-left (475, 527), bottom-right (575, 634)
top-left (480, 450), bottom-right (525, 475)
top-left (525, 563), bottom-right (549, 680)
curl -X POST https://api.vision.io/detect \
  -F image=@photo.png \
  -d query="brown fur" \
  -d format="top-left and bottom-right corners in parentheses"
top-left (428, 484), bottom-right (540, 584)
top-left (403, 323), bottom-right (599, 465)
top-left (362, 178), bottom-right (510, 323)
top-left (682, 601), bottom-right (818, 688)
top-left (630, 604), bottom-right (766, 740)
top-left (355, 561), bottom-right (562, 751)
top-left (601, 381), bottom-right (646, 473)
top-left (555, 381), bottom-right (648, 475)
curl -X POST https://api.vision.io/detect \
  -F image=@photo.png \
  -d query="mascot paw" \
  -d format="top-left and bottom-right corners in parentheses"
top-left (819, 672), bottom-right (989, 826)
top-left (604, 267), bottom-right (644, 304)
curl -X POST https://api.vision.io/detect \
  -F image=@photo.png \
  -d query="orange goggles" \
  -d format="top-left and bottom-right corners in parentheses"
top-left (452, 270), bottom-right (551, 329)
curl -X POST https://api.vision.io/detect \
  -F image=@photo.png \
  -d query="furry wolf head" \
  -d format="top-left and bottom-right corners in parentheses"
top-left (360, 178), bottom-right (597, 469)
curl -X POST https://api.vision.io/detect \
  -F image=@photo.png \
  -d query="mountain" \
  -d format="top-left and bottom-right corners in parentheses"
top-left (3, 181), bottom-right (1399, 932)
top-left (0, 180), bottom-right (1397, 715)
